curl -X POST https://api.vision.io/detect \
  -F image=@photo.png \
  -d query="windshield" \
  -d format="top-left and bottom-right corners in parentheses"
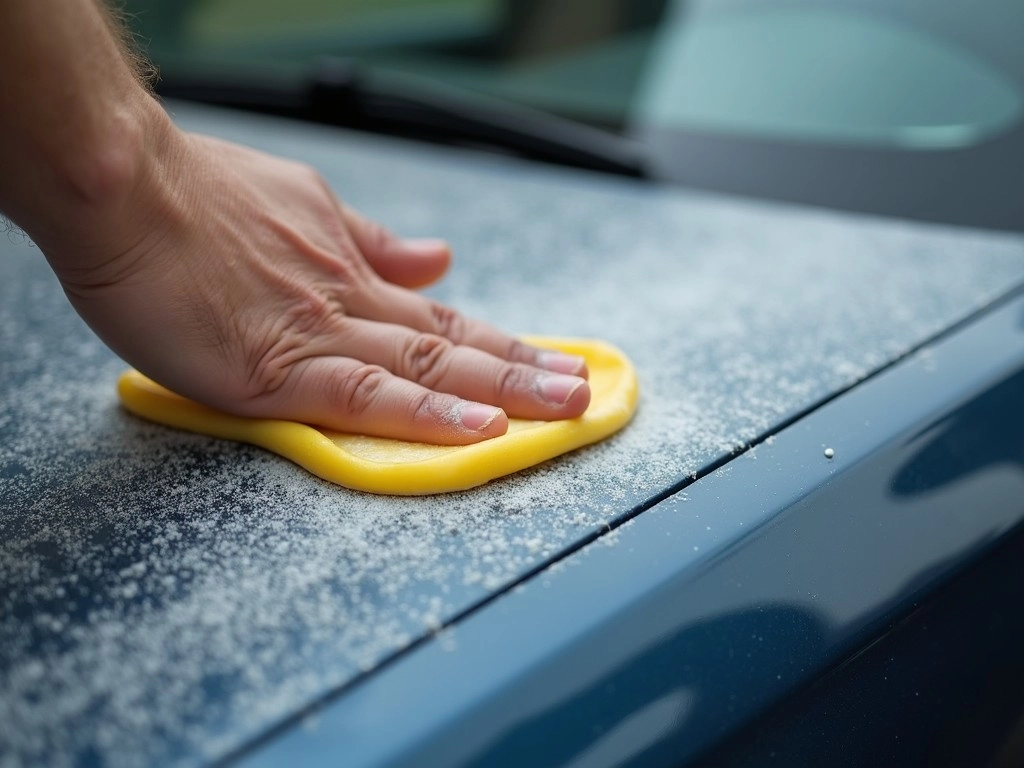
top-left (127, 0), bottom-right (1024, 230)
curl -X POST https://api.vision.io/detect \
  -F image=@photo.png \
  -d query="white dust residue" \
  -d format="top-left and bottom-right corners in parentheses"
top-left (2, 106), bottom-right (1023, 766)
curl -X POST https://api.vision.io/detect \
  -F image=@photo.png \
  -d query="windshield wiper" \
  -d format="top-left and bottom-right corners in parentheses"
top-left (156, 58), bottom-right (647, 178)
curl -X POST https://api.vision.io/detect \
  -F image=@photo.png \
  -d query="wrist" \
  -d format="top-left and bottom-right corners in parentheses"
top-left (37, 94), bottom-right (184, 281)
top-left (66, 93), bottom-right (170, 208)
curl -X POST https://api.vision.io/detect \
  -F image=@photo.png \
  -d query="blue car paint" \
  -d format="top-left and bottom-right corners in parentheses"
top-left (705, 523), bottom-right (1024, 767)
top-left (240, 293), bottom-right (1024, 767)
top-left (2, 103), bottom-right (1024, 766)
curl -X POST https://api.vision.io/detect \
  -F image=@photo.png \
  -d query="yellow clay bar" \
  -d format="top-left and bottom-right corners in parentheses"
top-left (117, 337), bottom-right (638, 495)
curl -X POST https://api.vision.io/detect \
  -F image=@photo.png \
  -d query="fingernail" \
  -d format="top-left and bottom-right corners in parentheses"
top-left (460, 402), bottom-right (502, 431)
top-left (538, 374), bottom-right (585, 405)
top-left (403, 238), bottom-right (449, 255)
top-left (537, 351), bottom-right (587, 376)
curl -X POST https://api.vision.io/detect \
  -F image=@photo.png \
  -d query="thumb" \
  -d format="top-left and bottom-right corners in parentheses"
top-left (340, 204), bottom-right (451, 289)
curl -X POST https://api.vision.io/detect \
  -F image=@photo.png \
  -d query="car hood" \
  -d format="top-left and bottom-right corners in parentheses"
top-left (1, 102), bottom-right (1023, 766)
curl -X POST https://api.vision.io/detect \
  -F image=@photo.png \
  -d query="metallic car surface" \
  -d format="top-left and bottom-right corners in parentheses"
top-left (240, 293), bottom-right (1024, 768)
top-left (1, 103), bottom-right (1022, 766)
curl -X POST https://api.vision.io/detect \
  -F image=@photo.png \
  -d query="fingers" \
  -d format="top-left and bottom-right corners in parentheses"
top-left (334, 206), bottom-right (587, 379)
top-left (338, 320), bottom-right (591, 421)
top-left (339, 204), bottom-right (451, 289)
top-left (293, 202), bottom-right (591, 433)
top-left (353, 281), bottom-right (590, 379)
top-left (255, 356), bottom-right (509, 445)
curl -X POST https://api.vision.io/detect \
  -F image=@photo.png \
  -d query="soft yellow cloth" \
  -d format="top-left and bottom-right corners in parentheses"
top-left (117, 337), bottom-right (638, 495)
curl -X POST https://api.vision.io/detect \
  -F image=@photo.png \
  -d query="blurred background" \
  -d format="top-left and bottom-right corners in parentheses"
top-left (122, 0), bottom-right (1024, 231)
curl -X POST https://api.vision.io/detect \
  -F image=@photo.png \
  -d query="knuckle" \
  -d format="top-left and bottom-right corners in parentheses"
top-left (410, 390), bottom-right (448, 424)
top-left (271, 294), bottom-right (340, 353)
top-left (403, 333), bottom-right (454, 387)
top-left (287, 291), bottom-right (339, 331)
top-left (245, 293), bottom-right (342, 396)
top-left (429, 301), bottom-right (466, 341)
top-left (504, 338), bottom-right (536, 365)
top-left (329, 364), bottom-right (390, 417)
top-left (495, 363), bottom-right (532, 400)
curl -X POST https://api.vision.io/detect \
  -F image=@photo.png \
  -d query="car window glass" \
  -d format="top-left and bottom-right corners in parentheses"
top-left (637, 4), bottom-right (1023, 150)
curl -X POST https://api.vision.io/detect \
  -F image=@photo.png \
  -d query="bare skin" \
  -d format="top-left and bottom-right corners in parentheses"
top-left (0, 1), bottom-right (590, 445)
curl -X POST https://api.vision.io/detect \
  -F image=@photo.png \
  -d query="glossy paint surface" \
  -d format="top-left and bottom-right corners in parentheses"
top-left (702, 522), bottom-right (1024, 767)
top-left (1, 103), bottom-right (1022, 766)
top-left (244, 294), bottom-right (1024, 768)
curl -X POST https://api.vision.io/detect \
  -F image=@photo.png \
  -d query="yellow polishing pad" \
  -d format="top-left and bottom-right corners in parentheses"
top-left (117, 337), bottom-right (638, 495)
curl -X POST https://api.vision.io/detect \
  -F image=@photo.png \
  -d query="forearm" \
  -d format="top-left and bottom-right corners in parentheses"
top-left (0, 0), bottom-right (173, 266)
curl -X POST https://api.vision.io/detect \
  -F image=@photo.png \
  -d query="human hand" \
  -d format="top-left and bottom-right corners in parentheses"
top-left (50, 130), bottom-right (590, 445)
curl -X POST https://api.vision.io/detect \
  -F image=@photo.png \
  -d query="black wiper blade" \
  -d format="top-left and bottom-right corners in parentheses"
top-left (157, 58), bottom-right (647, 178)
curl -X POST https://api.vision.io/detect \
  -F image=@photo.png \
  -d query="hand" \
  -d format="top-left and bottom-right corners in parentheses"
top-left (52, 130), bottom-right (590, 444)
